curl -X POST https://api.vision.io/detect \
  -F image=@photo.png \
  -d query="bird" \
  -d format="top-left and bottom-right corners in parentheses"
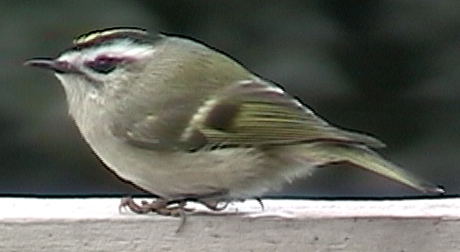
top-left (25, 27), bottom-right (444, 226)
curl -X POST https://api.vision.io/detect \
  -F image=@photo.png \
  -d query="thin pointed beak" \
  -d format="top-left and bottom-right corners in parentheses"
top-left (24, 58), bottom-right (79, 74)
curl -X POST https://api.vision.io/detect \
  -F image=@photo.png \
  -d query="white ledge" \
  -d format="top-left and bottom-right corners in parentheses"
top-left (1, 197), bottom-right (459, 252)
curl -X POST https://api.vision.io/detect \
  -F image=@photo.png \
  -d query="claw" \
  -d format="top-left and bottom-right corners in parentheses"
top-left (255, 197), bottom-right (265, 211)
top-left (199, 200), bottom-right (230, 211)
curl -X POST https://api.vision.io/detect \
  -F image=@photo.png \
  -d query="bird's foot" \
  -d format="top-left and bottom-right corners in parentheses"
top-left (118, 196), bottom-right (265, 232)
top-left (199, 197), bottom-right (264, 212)
top-left (119, 197), bottom-right (193, 215)
top-left (119, 197), bottom-right (191, 232)
top-left (119, 196), bottom-right (163, 214)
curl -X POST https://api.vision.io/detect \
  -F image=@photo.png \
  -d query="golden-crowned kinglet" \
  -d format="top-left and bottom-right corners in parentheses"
top-left (25, 27), bottom-right (443, 215)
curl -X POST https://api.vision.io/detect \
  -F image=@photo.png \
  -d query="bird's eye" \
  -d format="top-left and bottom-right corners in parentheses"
top-left (85, 56), bottom-right (121, 74)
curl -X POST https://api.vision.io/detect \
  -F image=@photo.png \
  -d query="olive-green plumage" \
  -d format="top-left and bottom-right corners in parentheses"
top-left (25, 27), bottom-right (443, 206)
top-left (295, 142), bottom-right (441, 193)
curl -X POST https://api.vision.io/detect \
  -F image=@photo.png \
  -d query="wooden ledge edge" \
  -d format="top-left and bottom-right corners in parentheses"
top-left (1, 197), bottom-right (459, 221)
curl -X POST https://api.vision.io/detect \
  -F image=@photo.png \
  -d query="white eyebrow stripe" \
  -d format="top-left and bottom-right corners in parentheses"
top-left (58, 40), bottom-right (155, 64)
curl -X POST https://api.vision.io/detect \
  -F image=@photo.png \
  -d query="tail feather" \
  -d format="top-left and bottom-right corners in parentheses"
top-left (301, 143), bottom-right (444, 194)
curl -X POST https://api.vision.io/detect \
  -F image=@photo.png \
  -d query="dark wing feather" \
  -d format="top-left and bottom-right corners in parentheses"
top-left (184, 80), bottom-right (385, 148)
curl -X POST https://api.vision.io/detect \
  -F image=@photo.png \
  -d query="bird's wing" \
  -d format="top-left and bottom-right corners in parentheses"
top-left (182, 80), bottom-right (385, 149)
top-left (116, 80), bottom-right (384, 151)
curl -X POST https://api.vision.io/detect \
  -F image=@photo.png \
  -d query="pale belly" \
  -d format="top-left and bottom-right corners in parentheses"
top-left (80, 121), bottom-right (316, 200)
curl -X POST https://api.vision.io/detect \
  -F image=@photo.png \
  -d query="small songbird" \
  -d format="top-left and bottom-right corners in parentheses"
top-left (25, 27), bottom-right (443, 219)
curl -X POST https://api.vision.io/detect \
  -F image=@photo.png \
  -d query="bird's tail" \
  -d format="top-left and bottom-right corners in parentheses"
top-left (296, 142), bottom-right (444, 194)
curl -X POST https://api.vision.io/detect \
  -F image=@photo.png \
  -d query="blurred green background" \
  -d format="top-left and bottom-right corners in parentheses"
top-left (1, 0), bottom-right (459, 197)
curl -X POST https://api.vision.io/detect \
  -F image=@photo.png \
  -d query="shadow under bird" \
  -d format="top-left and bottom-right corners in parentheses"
top-left (25, 27), bottom-right (444, 229)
